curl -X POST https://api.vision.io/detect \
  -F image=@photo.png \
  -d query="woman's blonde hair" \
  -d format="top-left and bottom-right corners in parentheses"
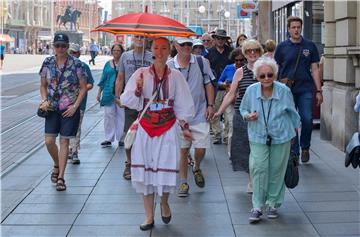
top-left (264, 39), bottom-right (276, 53)
top-left (241, 39), bottom-right (264, 56)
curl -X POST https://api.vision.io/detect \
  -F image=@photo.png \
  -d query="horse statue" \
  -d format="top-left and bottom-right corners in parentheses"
top-left (56, 7), bottom-right (82, 31)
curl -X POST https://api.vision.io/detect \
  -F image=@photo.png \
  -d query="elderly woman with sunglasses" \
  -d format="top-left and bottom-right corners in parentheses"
top-left (240, 56), bottom-right (300, 223)
top-left (214, 39), bottom-right (262, 192)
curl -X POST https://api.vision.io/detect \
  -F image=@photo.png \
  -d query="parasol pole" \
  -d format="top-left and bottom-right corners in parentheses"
top-left (142, 5), bottom-right (148, 66)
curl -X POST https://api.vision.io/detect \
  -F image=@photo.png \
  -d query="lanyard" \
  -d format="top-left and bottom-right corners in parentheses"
top-left (178, 63), bottom-right (191, 81)
top-left (153, 67), bottom-right (167, 100)
top-left (261, 99), bottom-right (273, 134)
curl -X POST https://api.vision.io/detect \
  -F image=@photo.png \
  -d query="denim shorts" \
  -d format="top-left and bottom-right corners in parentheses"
top-left (45, 109), bottom-right (80, 138)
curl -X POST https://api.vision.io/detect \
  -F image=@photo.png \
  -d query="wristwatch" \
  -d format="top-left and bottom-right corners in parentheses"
top-left (41, 99), bottom-right (48, 103)
top-left (207, 104), bottom-right (214, 108)
top-left (316, 90), bottom-right (322, 94)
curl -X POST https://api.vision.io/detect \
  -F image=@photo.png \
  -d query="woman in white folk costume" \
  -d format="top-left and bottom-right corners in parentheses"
top-left (120, 37), bottom-right (195, 231)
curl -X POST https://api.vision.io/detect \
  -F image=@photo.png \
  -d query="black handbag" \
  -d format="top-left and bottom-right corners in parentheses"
top-left (284, 155), bottom-right (299, 189)
top-left (37, 108), bottom-right (49, 118)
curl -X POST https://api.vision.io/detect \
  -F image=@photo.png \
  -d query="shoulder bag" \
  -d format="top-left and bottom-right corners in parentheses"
top-left (124, 90), bottom-right (158, 149)
top-left (281, 46), bottom-right (302, 88)
top-left (284, 155), bottom-right (299, 189)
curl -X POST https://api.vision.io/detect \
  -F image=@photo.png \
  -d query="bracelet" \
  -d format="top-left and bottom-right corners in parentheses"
top-left (180, 122), bottom-right (189, 131)
top-left (207, 104), bottom-right (214, 108)
top-left (41, 99), bottom-right (48, 103)
top-left (316, 90), bottom-right (322, 94)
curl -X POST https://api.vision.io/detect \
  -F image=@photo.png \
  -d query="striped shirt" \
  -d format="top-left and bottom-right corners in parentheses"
top-left (234, 65), bottom-right (257, 111)
top-left (239, 81), bottom-right (301, 145)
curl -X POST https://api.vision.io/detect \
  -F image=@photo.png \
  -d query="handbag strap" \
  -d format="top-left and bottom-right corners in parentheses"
top-left (292, 46), bottom-right (302, 80)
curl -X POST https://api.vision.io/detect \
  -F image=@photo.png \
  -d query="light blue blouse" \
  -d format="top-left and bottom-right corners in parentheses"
top-left (240, 81), bottom-right (301, 145)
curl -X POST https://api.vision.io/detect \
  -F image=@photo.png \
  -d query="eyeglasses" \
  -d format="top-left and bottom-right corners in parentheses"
top-left (245, 48), bottom-right (261, 54)
top-left (215, 37), bottom-right (226, 40)
top-left (179, 42), bottom-right (193, 47)
top-left (134, 35), bottom-right (145, 39)
top-left (112, 49), bottom-right (122, 52)
top-left (193, 45), bottom-right (203, 49)
top-left (203, 39), bottom-right (211, 42)
top-left (54, 43), bottom-right (68, 49)
top-left (258, 73), bottom-right (274, 79)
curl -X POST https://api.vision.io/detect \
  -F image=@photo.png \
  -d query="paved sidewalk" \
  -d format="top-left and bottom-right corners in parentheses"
top-left (1, 113), bottom-right (359, 237)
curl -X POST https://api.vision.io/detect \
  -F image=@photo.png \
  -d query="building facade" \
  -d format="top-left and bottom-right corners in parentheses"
top-left (3, 0), bottom-right (102, 53)
top-left (111, 0), bottom-right (252, 41)
top-left (322, 1), bottom-right (360, 150)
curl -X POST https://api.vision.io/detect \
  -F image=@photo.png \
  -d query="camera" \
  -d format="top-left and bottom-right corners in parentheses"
top-left (266, 135), bottom-right (272, 146)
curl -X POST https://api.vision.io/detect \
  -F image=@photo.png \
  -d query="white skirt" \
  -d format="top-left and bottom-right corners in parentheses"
top-left (131, 124), bottom-right (180, 196)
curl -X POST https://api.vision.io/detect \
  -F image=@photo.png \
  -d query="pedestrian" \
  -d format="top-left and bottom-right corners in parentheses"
top-left (214, 39), bottom-right (263, 192)
top-left (201, 33), bottom-right (213, 51)
top-left (236, 33), bottom-right (248, 48)
top-left (39, 33), bottom-right (87, 191)
top-left (263, 39), bottom-right (276, 58)
top-left (68, 43), bottom-right (94, 164)
top-left (206, 29), bottom-right (233, 144)
top-left (239, 56), bottom-right (300, 223)
top-left (0, 41), bottom-right (5, 69)
top-left (214, 48), bottom-right (246, 156)
top-left (274, 16), bottom-right (323, 163)
top-left (88, 39), bottom-right (99, 65)
top-left (119, 37), bottom-right (195, 230)
top-left (168, 37), bottom-right (215, 197)
top-left (192, 39), bottom-right (207, 57)
top-left (114, 35), bottom-right (153, 180)
top-left (97, 43), bottom-right (125, 148)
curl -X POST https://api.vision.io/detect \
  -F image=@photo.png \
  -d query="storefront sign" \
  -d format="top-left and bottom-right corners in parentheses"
top-left (239, 1), bottom-right (258, 13)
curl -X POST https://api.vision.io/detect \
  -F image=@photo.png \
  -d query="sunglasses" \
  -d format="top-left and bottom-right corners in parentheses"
top-left (215, 37), bottom-right (226, 40)
top-left (203, 39), bottom-right (211, 42)
top-left (258, 73), bottom-right (274, 79)
top-left (134, 35), bottom-right (145, 39)
top-left (245, 48), bottom-right (261, 54)
top-left (179, 42), bottom-right (193, 47)
top-left (193, 45), bottom-right (203, 49)
top-left (234, 58), bottom-right (244, 62)
top-left (112, 49), bottom-right (122, 52)
top-left (54, 43), bottom-right (68, 49)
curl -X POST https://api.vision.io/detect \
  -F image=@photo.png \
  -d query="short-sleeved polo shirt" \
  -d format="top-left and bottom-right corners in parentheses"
top-left (274, 37), bottom-right (320, 94)
top-left (167, 54), bottom-right (214, 125)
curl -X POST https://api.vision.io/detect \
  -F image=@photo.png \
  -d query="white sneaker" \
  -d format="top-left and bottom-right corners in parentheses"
top-left (246, 182), bottom-right (253, 194)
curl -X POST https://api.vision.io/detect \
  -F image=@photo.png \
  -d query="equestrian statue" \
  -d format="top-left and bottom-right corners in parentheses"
top-left (57, 6), bottom-right (82, 31)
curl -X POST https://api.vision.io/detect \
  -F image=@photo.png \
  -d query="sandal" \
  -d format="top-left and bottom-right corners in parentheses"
top-left (123, 162), bottom-right (131, 180)
top-left (56, 178), bottom-right (66, 191)
top-left (51, 166), bottom-right (59, 183)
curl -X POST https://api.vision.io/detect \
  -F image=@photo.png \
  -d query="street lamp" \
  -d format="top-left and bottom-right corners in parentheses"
top-left (224, 11), bottom-right (230, 36)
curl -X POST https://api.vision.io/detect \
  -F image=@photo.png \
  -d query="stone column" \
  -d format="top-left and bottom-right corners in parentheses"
top-left (322, 1), bottom-right (360, 150)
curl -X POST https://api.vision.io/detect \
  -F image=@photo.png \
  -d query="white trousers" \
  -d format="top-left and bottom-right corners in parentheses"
top-left (104, 102), bottom-right (125, 142)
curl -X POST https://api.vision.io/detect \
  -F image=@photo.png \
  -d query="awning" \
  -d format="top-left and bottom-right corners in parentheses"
top-left (0, 34), bottom-right (15, 42)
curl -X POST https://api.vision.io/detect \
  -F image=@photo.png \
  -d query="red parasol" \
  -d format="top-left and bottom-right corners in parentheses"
top-left (92, 6), bottom-right (195, 38)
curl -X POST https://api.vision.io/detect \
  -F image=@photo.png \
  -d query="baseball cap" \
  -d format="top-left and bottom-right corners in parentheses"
top-left (53, 33), bottom-right (69, 44)
top-left (69, 43), bottom-right (80, 52)
top-left (192, 39), bottom-right (204, 47)
top-left (175, 37), bottom-right (193, 45)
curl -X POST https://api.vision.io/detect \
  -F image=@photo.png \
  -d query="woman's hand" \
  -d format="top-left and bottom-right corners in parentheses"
top-left (39, 100), bottom-right (50, 111)
top-left (212, 111), bottom-right (222, 121)
top-left (245, 112), bottom-right (258, 121)
top-left (136, 72), bottom-right (144, 91)
top-left (62, 105), bottom-right (77, 117)
top-left (96, 93), bottom-right (101, 102)
top-left (183, 129), bottom-right (193, 141)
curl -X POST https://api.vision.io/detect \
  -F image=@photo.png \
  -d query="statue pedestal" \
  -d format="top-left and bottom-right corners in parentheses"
top-left (56, 31), bottom-right (83, 46)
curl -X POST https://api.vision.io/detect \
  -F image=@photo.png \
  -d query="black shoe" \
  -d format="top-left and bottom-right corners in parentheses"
top-left (101, 141), bottom-right (112, 147)
top-left (160, 203), bottom-right (172, 224)
top-left (213, 139), bottom-right (222, 145)
top-left (118, 141), bottom-right (124, 147)
top-left (140, 221), bottom-right (154, 231)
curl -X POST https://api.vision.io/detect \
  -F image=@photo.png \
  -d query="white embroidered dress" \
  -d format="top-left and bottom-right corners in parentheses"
top-left (120, 66), bottom-right (195, 196)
